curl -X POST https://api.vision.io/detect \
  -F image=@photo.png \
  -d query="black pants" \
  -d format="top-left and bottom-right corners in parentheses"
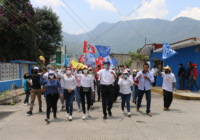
top-left (101, 85), bottom-right (114, 116)
top-left (46, 94), bottom-right (59, 119)
top-left (24, 90), bottom-right (30, 103)
top-left (113, 85), bottom-right (119, 101)
top-left (152, 76), bottom-right (157, 87)
top-left (80, 87), bottom-right (91, 114)
top-left (163, 90), bottom-right (173, 108)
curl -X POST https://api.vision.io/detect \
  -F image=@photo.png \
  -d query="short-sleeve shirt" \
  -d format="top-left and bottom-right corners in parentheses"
top-left (161, 72), bottom-right (176, 92)
top-left (97, 69), bottom-right (116, 85)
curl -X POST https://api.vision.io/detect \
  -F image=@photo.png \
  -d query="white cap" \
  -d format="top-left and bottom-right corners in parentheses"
top-left (123, 70), bottom-right (128, 74)
top-left (88, 67), bottom-right (92, 70)
top-left (34, 67), bottom-right (39, 70)
top-left (49, 70), bottom-right (55, 75)
top-left (56, 69), bottom-right (59, 72)
top-left (83, 65), bottom-right (88, 69)
top-left (133, 69), bottom-right (137, 72)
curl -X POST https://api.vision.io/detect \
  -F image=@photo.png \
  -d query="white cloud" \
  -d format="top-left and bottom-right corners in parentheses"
top-left (172, 7), bottom-right (200, 21)
top-left (34, 0), bottom-right (65, 12)
top-left (123, 0), bottom-right (168, 20)
top-left (73, 29), bottom-right (84, 35)
top-left (86, 0), bottom-right (116, 12)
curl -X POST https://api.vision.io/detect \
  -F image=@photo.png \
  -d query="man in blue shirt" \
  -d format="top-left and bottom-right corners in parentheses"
top-left (136, 63), bottom-right (154, 117)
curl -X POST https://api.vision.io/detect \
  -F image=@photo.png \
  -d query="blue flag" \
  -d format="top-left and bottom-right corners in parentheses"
top-left (95, 45), bottom-right (111, 58)
top-left (112, 57), bottom-right (118, 66)
top-left (64, 53), bottom-right (68, 67)
top-left (161, 43), bottom-right (178, 61)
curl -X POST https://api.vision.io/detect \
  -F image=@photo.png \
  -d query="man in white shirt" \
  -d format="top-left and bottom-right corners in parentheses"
top-left (95, 60), bottom-right (117, 119)
top-left (151, 65), bottom-right (158, 87)
top-left (136, 63), bottom-right (154, 117)
top-left (157, 65), bottom-right (176, 111)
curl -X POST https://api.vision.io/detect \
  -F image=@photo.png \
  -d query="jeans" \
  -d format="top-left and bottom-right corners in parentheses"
top-left (132, 85), bottom-right (135, 100)
top-left (101, 85), bottom-right (114, 116)
top-left (163, 90), bottom-right (173, 108)
top-left (179, 77), bottom-right (184, 90)
top-left (137, 90), bottom-right (151, 113)
top-left (64, 89), bottom-right (75, 116)
top-left (60, 88), bottom-right (65, 106)
top-left (152, 76), bottom-right (157, 87)
top-left (74, 88), bottom-right (81, 109)
top-left (24, 90), bottom-right (30, 104)
top-left (134, 86), bottom-right (139, 101)
top-left (121, 93), bottom-right (131, 112)
top-left (46, 94), bottom-right (59, 119)
top-left (80, 87), bottom-right (91, 114)
top-left (97, 82), bottom-right (101, 100)
top-left (187, 76), bottom-right (200, 90)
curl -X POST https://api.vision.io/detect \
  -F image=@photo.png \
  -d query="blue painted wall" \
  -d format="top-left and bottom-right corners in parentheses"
top-left (150, 45), bottom-right (200, 91)
top-left (0, 79), bottom-right (22, 92)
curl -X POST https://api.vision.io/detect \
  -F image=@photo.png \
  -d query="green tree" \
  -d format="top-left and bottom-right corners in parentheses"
top-left (0, 0), bottom-right (38, 62)
top-left (35, 6), bottom-right (63, 62)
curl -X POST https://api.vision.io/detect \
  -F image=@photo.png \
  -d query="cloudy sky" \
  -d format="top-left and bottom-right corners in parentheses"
top-left (30, 0), bottom-right (200, 35)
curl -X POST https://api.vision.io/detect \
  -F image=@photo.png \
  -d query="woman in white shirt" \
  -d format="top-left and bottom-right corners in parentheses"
top-left (59, 65), bottom-right (76, 121)
top-left (75, 65), bottom-right (95, 120)
top-left (118, 70), bottom-right (134, 117)
top-left (88, 67), bottom-right (96, 109)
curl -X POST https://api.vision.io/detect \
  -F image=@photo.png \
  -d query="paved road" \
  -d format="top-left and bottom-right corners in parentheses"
top-left (0, 92), bottom-right (200, 140)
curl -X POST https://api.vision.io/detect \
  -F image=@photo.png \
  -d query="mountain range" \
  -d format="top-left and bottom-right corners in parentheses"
top-left (62, 17), bottom-right (200, 57)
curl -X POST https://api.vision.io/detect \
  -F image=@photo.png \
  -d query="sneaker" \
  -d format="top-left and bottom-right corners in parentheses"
top-left (121, 110), bottom-right (125, 114)
top-left (69, 116), bottom-right (72, 121)
top-left (66, 113), bottom-right (69, 118)
top-left (23, 103), bottom-right (27, 106)
top-left (127, 112), bottom-right (131, 117)
top-left (45, 119), bottom-right (50, 123)
top-left (60, 106), bottom-right (65, 111)
top-left (87, 110), bottom-right (91, 117)
top-left (136, 108), bottom-right (139, 112)
top-left (103, 115), bottom-right (107, 119)
top-left (54, 114), bottom-right (57, 119)
top-left (117, 96), bottom-right (121, 100)
top-left (82, 114), bottom-right (86, 120)
top-left (27, 110), bottom-right (32, 115)
top-left (78, 108), bottom-right (82, 112)
top-left (39, 108), bottom-right (42, 112)
top-left (164, 107), bottom-right (167, 111)
top-left (147, 113), bottom-right (152, 117)
top-left (108, 110), bottom-right (112, 117)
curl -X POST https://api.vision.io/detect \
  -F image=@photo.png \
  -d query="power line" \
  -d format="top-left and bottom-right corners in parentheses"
top-left (107, 0), bottom-right (155, 43)
top-left (56, 0), bottom-right (100, 45)
top-left (89, 0), bottom-right (148, 44)
top-left (61, 0), bottom-right (106, 45)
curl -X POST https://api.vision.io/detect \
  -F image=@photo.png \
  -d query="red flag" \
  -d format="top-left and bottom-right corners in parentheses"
top-left (79, 55), bottom-right (86, 63)
top-left (98, 56), bottom-right (105, 64)
top-left (83, 40), bottom-right (95, 54)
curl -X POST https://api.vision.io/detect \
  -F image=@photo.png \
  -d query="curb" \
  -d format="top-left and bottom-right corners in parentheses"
top-left (151, 88), bottom-right (200, 100)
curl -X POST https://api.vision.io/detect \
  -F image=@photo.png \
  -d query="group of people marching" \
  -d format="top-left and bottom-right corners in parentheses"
top-left (23, 60), bottom-right (177, 123)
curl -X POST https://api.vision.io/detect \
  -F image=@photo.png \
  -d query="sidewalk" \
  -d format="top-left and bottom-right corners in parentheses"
top-left (151, 86), bottom-right (200, 100)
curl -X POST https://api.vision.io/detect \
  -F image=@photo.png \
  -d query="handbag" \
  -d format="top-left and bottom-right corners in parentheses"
top-left (82, 87), bottom-right (90, 92)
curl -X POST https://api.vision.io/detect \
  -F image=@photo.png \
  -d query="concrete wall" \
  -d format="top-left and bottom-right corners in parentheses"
top-left (131, 60), bottom-right (144, 70)
top-left (110, 54), bottom-right (131, 66)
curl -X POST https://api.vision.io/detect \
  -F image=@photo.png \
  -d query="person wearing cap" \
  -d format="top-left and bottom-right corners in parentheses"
top-left (176, 63), bottom-right (185, 90)
top-left (40, 70), bottom-right (62, 123)
top-left (136, 63), bottom-right (154, 117)
top-left (157, 65), bottom-right (176, 111)
top-left (71, 65), bottom-right (82, 112)
top-left (94, 60), bottom-right (117, 119)
top-left (59, 65), bottom-right (76, 121)
top-left (186, 63), bottom-right (200, 93)
top-left (75, 65), bottom-right (95, 120)
top-left (95, 65), bottom-right (102, 102)
top-left (24, 67), bottom-right (42, 115)
top-left (118, 70), bottom-right (134, 117)
top-left (88, 67), bottom-right (96, 109)
top-left (151, 65), bottom-right (158, 87)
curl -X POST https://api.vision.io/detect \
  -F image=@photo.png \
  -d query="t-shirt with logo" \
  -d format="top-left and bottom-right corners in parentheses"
top-left (161, 72), bottom-right (176, 92)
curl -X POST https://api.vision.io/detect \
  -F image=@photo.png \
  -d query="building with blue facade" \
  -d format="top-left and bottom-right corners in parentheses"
top-left (140, 37), bottom-right (200, 91)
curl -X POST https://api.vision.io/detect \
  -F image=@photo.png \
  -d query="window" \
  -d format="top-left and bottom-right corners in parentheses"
top-left (153, 59), bottom-right (163, 71)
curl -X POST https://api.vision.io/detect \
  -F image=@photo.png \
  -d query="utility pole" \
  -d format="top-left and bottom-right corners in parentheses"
top-left (145, 37), bottom-right (146, 45)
